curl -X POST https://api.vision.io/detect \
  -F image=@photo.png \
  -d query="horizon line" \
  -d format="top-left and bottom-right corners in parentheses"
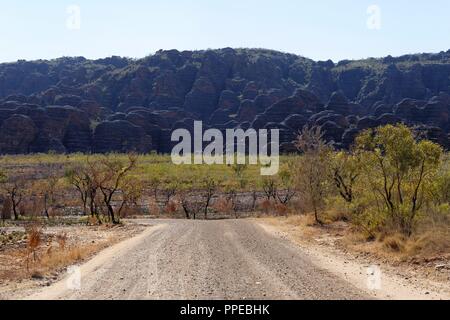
top-left (1, 47), bottom-right (450, 65)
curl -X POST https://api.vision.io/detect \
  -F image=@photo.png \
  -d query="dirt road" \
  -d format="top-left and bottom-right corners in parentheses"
top-left (29, 219), bottom-right (371, 300)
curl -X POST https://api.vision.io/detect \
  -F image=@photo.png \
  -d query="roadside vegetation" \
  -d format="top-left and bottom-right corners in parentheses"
top-left (0, 124), bottom-right (449, 282)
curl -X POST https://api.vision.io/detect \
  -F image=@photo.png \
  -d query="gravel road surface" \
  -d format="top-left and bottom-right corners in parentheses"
top-left (30, 219), bottom-right (370, 300)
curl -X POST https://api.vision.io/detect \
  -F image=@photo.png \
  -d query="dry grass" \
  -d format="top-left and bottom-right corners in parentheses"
top-left (404, 229), bottom-right (450, 260)
top-left (324, 208), bottom-right (350, 223)
top-left (263, 211), bottom-right (450, 266)
top-left (25, 224), bottom-right (43, 271)
top-left (37, 242), bottom-right (107, 274)
top-left (260, 212), bottom-right (450, 288)
top-left (380, 234), bottom-right (406, 253)
top-left (261, 214), bottom-right (324, 242)
top-left (0, 223), bottom-right (146, 292)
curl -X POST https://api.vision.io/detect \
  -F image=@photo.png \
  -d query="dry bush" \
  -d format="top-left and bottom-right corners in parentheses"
top-left (381, 234), bottom-right (407, 253)
top-left (404, 224), bottom-right (450, 259)
top-left (347, 220), bottom-right (450, 260)
top-left (164, 200), bottom-right (179, 215)
top-left (212, 196), bottom-right (233, 215)
top-left (25, 224), bottom-right (43, 271)
top-left (411, 206), bottom-right (450, 257)
top-left (259, 199), bottom-right (274, 215)
top-left (87, 215), bottom-right (100, 225)
top-left (273, 203), bottom-right (289, 216)
top-left (56, 232), bottom-right (67, 250)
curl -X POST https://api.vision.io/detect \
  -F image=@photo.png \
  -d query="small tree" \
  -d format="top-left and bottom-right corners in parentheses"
top-left (149, 176), bottom-right (161, 200)
top-left (66, 164), bottom-right (92, 216)
top-left (91, 154), bottom-right (139, 224)
top-left (355, 124), bottom-right (443, 236)
top-left (295, 126), bottom-right (333, 224)
top-left (35, 174), bottom-right (60, 219)
top-left (223, 180), bottom-right (240, 218)
top-left (2, 179), bottom-right (26, 220)
top-left (261, 177), bottom-right (277, 201)
top-left (248, 180), bottom-right (260, 211)
top-left (232, 164), bottom-right (248, 189)
top-left (159, 179), bottom-right (178, 211)
top-left (431, 159), bottom-right (450, 206)
top-left (201, 176), bottom-right (220, 220)
top-left (227, 164), bottom-right (249, 217)
top-left (178, 182), bottom-right (202, 220)
top-left (118, 176), bottom-right (143, 218)
top-left (0, 171), bottom-right (8, 222)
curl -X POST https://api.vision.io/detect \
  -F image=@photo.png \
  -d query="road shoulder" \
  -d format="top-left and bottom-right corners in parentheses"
top-left (24, 223), bottom-right (166, 300)
top-left (256, 217), bottom-right (450, 300)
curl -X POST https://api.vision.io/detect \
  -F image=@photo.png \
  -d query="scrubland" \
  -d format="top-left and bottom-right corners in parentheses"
top-left (0, 124), bottom-right (449, 294)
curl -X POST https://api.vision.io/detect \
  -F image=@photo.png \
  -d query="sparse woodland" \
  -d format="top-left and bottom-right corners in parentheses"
top-left (0, 124), bottom-right (449, 263)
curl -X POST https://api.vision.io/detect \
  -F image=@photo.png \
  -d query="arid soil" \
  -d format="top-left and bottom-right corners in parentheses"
top-left (0, 222), bottom-right (146, 300)
top-left (258, 217), bottom-right (450, 300)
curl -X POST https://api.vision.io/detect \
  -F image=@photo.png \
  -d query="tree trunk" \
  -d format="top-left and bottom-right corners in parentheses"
top-left (82, 195), bottom-right (88, 216)
top-left (251, 191), bottom-right (257, 210)
top-left (44, 194), bottom-right (50, 219)
top-left (11, 200), bottom-right (19, 220)
top-left (204, 197), bottom-right (210, 220)
top-left (107, 204), bottom-right (117, 224)
top-left (313, 204), bottom-right (322, 225)
top-left (181, 203), bottom-right (190, 219)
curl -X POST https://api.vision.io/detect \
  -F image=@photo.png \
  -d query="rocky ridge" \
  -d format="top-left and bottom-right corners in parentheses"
top-left (0, 48), bottom-right (449, 154)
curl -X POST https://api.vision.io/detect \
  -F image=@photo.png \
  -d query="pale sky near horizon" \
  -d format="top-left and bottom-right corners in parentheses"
top-left (0, 0), bottom-right (449, 63)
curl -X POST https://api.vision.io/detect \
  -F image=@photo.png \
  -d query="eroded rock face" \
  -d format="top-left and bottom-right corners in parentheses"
top-left (0, 115), bottom-right (38, 154)
top-left (93, 120), bottom-right (152, 153)
top-left (0, 104), bottom-right (92, 153)
top-left (184, 77), bottom-right (218, 119)
top-left (0, 48), bottom-right (449, 154)
top-left (263, 96), bottom-right (307, 123)
top-left (326, 91), bottom-right (351, 115)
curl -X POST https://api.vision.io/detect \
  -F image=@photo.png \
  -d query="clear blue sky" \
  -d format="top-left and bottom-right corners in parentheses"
top-left (0, 0), bottom-right (449, 63)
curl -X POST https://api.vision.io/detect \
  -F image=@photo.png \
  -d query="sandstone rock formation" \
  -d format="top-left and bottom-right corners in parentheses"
top-left (0, 48), bottom-right (449, 154)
